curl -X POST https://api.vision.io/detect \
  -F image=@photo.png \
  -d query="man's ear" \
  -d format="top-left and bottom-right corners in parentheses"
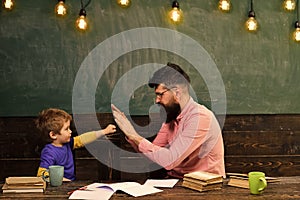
top-left (49, 131), bottom-right (57, 140)
top-left (173, 87), bottom-right (181, 100)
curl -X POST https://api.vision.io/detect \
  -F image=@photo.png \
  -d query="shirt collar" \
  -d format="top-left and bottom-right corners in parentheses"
top-left (176, 97), bottom-right (194, 122)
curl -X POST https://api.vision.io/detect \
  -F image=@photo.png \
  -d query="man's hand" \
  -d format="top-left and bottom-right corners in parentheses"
top-left (111, 104), bottom-right (143, 145)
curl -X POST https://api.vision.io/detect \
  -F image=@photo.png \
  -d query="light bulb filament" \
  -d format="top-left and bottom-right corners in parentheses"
top-left (55, 1), bottom-right (67, 16)
top-left (76, 16), bottom-right (88, 30)
top-left (219, 0), bottom-right (230, 11)
top-left (117, 0), bottom-right (130, 7)
top-left (4, 0), bottom-right (14, 10)
top-left (170, 8), bottom-right (181, 22)
top-left (294, 28), bottom-right (300, 41)
top-left (246, 17), bottom-right (258, 31)
top-left (283, 0), bottom-right (296, 11)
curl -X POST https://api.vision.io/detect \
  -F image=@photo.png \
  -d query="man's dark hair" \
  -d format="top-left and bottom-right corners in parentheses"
top-left (148, 62), bottom-right (191, 89)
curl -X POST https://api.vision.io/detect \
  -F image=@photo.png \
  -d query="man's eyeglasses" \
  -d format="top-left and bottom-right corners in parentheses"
top-left (155, 89), bottom-right (170, 99)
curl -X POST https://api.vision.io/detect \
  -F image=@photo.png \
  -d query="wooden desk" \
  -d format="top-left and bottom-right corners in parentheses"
top-left (1, 177), bottom-right (299, 200)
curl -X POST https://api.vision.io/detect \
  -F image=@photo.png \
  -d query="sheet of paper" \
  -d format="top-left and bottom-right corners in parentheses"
top-left (87, 182), bottom-right (141, 192)
top-left (144, 179), bottom-right (179, 188)
top-left (68, 188), bottom-right (114, 200)
top-left (106, 182), bottom-right (141, 192)
top-left (122, 184), bottom-right (163, 197)
top-left (69, 181), bottom-right (163, 199)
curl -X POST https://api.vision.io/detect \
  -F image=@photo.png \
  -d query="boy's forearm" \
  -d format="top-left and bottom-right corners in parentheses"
top-left (95, 130), bottom-right (105, 138)
top-left (74, 130), bottom-right (107, 148)
top-left (78, 131), bottom-right (99, 145)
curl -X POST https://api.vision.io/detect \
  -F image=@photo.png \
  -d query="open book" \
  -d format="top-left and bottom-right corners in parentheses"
top-left (88, 182), bottom-right (162, 197)
top-left (69, 180), bottom-right (175, 200)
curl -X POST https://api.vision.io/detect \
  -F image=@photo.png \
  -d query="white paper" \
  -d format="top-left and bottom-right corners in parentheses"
top-left (68, 188), bottom-right (114, 200)
top-left (144, 179), bottom-right (179, 188)
top-left (118, 184), bottom-right (162, 197)
top-left (100, 182), bottom-right (141, 192)
top-left (68, 181), bottom-right (162, 199)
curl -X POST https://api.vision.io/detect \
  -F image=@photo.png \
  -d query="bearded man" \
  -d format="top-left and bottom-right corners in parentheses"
top-left (112, 62), bottom-right (225, 178)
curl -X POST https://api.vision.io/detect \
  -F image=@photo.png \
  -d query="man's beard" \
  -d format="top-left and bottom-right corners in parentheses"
top-left (159, 102), bottom-right (181, 124)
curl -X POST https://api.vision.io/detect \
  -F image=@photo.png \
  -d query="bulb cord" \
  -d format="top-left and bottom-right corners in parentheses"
top-left (297, 0), bottom-right (299, 21)
top-left (80, 0), bottom-right (91, 10)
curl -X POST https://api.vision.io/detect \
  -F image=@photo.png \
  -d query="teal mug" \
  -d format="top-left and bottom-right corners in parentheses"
top-left (42, 165), bottom-right (64, 187)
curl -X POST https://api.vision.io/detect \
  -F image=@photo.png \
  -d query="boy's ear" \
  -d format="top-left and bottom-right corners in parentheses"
top-left (49, 131), bottom-right (57, 140)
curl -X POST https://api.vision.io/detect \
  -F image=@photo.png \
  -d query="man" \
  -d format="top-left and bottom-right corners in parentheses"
top-left (112, 62), bottom-right (225, 178)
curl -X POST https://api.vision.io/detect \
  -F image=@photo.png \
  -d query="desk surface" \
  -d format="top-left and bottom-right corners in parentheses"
top-left (1, 177), bottom-right (299, 200)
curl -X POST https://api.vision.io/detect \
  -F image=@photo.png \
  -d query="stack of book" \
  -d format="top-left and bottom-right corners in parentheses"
top-left (182, 171), bottom-right (223, 192)
top-left (2, 176), bottom-right (46, 193)
top-left (227, 173), bottom-right (279, 189)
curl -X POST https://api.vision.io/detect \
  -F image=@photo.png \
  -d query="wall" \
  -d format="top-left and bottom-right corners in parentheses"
top-left (0, 0), bottom-right (300, 117)
top-left (0, 114), bottom-right (299, 181)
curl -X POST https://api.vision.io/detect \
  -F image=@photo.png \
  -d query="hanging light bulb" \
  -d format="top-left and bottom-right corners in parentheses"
top-left (55, 0), bottom-right (67, 16)
top-left (76, 0), bottom-right (91, 31)
top-left (293, 0), bottom-right (300, 41)
top-left (3, 0), bottom-right (14, 10)
top-left (293, 21), bottom-right (300, 41)
top-left (169, 0), bottom-right (183, 23)
top-left (245, 12), bottom-right (258, 31)
top-left (245, 0), bottom-right (258, 32)
top-left (76, 9), bottom-right (88, 31)
top-left (117, 0), bottom-right (130, 8)
top-left (283, 0), bottom-right (296, 11)
top-left (218, 0), bottom-right (231, 12)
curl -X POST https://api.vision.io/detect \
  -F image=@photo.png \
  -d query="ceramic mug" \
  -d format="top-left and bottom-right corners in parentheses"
top-left (248, 171), bottom-right (267, 195)
top-left (42, 165), bottom-right (64, 187)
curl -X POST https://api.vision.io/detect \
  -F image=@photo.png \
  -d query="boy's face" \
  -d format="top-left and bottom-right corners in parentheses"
top-left (54, 120), bottom-right (72, 145)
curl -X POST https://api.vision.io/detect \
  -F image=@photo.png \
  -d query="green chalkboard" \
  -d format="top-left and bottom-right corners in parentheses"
top-left (0, 0), bottom-right (299, 116)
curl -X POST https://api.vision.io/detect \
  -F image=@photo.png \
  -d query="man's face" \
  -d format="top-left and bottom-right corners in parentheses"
top-left (154, 85), bottom-right (181, 123)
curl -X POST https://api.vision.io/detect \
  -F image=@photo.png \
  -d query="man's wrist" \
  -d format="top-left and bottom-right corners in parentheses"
top-left (129, 134), bottom-right (143, 146)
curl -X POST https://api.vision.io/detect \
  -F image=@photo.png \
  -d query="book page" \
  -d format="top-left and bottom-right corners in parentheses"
top-left (84, 182), bottom-right (162, 197)
top-left (6, 177), bottom-right (45, 185)
top-left (86, 182), bottom-right (141, 192)
top-left (121, 184), bottom-right (162, 197)
top-left (107, 182), bottom-right (141, 192)
top-left (184, 171), bottom-right (222, 182)
top-left (144, 179), bottom-right (179, 188)
top-left (69, 188), bottom-right (114, 200)
top-left (2, 188), bottom-right (44, 193)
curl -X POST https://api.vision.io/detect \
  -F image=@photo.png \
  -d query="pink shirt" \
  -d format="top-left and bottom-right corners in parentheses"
top-left (138, 98), bottom-right (225, 178)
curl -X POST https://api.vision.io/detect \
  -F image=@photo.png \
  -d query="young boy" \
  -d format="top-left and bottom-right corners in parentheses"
top-left (35, 108), bottom-right (116, 181)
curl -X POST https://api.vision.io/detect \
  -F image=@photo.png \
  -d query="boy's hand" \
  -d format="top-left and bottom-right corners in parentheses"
top-left (103, 124), bottom-right (117, 135)
top-left (63, 177), bottom-right (72, 182)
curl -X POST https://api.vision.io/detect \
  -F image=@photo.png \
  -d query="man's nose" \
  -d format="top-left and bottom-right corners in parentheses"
top-left (155, 97), bottom-right (160, 104)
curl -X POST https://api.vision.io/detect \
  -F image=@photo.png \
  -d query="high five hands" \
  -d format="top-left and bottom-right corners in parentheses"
top-left (111, 104), bottom-right (143, 145)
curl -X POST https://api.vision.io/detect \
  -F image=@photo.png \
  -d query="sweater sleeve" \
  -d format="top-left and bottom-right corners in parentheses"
top-left (73, 131), bottom-right (98, 149)
top-left (37, 167), bottom-right (48, 178)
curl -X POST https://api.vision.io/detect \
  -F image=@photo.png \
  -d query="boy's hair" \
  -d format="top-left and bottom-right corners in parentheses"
top-left (148, 62), bottom-right (191, 89)
top-left (35, 108), bottom-right (72, 142)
